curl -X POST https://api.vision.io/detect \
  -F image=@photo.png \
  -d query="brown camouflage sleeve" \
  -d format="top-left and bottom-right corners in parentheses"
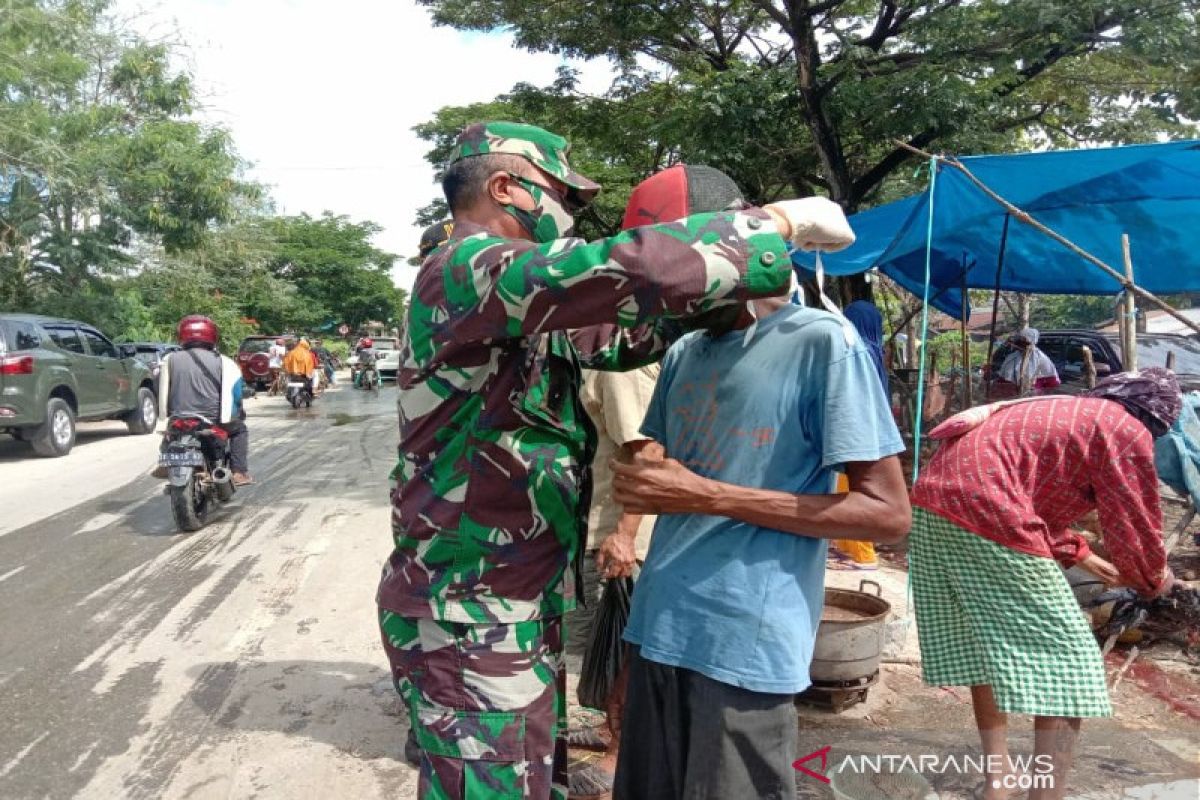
top-left (428, 209), bottom-right (790, 348)
top-left (568, 323), bottom-right (669, 371)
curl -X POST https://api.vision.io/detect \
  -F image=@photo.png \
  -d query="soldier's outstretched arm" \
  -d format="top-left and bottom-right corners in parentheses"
top-left (432, 209), bottom-right (792, 346)
top-left (568, 322), bottom-right (670, 371)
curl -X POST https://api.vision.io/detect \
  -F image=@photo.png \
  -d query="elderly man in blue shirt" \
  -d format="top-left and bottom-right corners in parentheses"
top-left (609, 169), bottom-right (911, 800)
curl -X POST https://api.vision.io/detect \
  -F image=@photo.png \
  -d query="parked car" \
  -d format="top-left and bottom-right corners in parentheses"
top-left (375, 337), bottom-right (401, 381)
top-left (236, 335), bottom-right (283, 390)
top-left (987, 329), bottom-right (1200, 398)
top-left (0, 314), bottom-right (158, 457)
top-left (128, 342), bottom-right (181, 393)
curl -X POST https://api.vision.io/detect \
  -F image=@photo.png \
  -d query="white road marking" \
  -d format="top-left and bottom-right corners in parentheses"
top-left (71, 513), bottom-right (121, 536)
top-left (67, 742), bottom-right (98, 773)
top-left (0, 732), bottom-right (49, 779)
top-left (0, 565), bottom-right (26, 584)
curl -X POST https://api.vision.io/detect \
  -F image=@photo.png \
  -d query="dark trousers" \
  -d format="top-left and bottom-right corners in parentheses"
top-left (217, 421), bottom-right (248, 474)
top-left (613, 649), bottom-right (797, 800)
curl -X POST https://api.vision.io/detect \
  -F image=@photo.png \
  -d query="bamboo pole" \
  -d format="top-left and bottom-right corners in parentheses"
top-left (984, 214), bottom-right (1011, 398)
top-left (1081, 345), bottom-right (1098, 389)
top-left (892, 141), bottom-right (1200, 337)
top-left (1122, 234), bottom-right (1138, 371)
top-left (1017, 346), bottom-right (1033, 397)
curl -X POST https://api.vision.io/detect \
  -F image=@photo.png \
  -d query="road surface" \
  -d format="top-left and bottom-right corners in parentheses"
top-left (0, 379), bottom-right (417, 799)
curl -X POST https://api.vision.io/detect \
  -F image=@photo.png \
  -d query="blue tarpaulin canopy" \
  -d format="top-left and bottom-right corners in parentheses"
top-left (792, 140), bottom-right (1200, 318)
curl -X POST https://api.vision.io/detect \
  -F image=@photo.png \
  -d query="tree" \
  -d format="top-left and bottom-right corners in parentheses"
top-left (264, 212), bottom-right (404, 330)
top-left (416, 0), bottom-right (1198, 213)
top-left (0, 0), bottom-right (252, 313)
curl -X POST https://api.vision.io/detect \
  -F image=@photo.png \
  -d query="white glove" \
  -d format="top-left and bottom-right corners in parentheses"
top-left (764, 197), bottom-right (855, 252)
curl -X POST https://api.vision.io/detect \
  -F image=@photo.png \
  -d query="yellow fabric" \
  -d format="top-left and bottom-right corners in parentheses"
top-left (283, 342), bottom-right (312, 376)
top-left (581, 366), bottom-right (660, 558)
top-left (832, 473), bottom-right (878, 564)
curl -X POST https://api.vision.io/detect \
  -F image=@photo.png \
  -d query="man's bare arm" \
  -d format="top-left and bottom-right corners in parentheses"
top-left (611, 455), bottom-right (910, 544)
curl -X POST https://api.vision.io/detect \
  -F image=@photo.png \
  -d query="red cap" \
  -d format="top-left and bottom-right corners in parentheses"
top-left (621, 164), bottom-right (744, 230)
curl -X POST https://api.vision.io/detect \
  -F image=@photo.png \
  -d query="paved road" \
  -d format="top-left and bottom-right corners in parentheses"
top-left (0, 379), bottom-right (417, 799)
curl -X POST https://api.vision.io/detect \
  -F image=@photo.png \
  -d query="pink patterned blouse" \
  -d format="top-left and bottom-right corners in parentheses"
top-left (912, 396), bottom-right (1171, 597)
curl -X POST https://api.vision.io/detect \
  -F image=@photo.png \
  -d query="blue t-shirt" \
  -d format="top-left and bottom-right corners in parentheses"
top-left (624, 305), bottom-right (904, 694)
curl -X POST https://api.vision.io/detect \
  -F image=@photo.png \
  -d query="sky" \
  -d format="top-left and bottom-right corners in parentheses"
top-left (112, 0), bottom-right (618, 291)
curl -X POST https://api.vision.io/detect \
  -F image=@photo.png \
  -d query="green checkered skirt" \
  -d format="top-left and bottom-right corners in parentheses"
top-left (910, 507), bottom-right (1112, 718)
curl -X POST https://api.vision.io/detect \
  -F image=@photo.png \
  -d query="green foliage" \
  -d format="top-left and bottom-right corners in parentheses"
top-left (0, 3), bottom-right (404, 350)
top-left (1029, 295), bottom-right (1117, 331)
top-left (264, 212), bottom-right (403, 329)
top-left (921, 330), bottom-right (989, 371)
top-left (416, 0), bottom-right (1198, 219)
top-left (0, 0), bottom-right (254, 309)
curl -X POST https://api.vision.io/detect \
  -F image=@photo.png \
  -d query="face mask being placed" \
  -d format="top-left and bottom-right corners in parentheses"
top-left (504, 174), bottom-right (577, 243)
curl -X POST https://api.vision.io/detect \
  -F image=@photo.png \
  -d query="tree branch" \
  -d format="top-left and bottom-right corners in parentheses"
top-left (807, 0), bottom-right (853, 17)
top-left (748, 0), bottom-right (791, 32)
top-left (850, 128), bottom-right (941, 203)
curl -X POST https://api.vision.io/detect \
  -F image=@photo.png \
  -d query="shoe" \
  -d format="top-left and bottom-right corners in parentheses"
top-left (232, 472), bottom-right (255, 487)
top-left (403, 729), bottom-right (420, 767)
top-left (151, 464), bottom-right (168, 479)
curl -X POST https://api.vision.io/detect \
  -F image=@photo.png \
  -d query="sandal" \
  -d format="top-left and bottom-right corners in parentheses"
top-left (566, 725), bottom-right (608, 752)
top-left (569, 762), bottom-right (614, 799)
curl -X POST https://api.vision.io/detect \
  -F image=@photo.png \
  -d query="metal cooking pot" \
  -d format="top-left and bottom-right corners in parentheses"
top-left (810, 579), bottom-right (892, 684)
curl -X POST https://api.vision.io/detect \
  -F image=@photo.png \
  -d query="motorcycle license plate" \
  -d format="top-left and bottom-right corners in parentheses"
top-left (159, 451), bottom-right (204, 467)
top-left (287, 382), bottom-right (306, 388)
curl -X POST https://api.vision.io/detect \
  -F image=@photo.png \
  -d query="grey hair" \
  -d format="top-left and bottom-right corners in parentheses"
top-left (443, 153), bottom-right (530, 213)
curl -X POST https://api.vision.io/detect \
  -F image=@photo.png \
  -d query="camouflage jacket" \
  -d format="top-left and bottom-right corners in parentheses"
top-left (378, 212), bottom-right (791, 623)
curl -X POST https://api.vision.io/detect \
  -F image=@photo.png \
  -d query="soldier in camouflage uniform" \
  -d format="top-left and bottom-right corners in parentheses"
top-left (377, 120), bottom-right (854, 800)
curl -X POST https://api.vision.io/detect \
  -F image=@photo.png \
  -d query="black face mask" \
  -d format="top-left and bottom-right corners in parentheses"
top-left (678, 305), bottom-right (746, 339)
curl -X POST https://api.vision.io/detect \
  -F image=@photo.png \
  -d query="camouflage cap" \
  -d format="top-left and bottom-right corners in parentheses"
top-left (447, 121), bottom-right (600, 203)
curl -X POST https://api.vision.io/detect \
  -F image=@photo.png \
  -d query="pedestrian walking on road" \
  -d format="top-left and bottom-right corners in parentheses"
top-left (376, 121), bottom-right (857, 800)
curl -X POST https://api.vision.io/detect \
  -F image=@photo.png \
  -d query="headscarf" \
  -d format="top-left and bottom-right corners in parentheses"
top-left (843, 299), bottom-right (887, 393)
top-left (1085, 367), bottom-right (1182, 438)
top-left (1011, 327), bottom-right (1039, 346)
top-left (283, 338), bottom-right (313, 376)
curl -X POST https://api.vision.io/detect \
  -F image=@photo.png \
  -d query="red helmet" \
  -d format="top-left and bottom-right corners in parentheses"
top-left (361, 337), bottom-right (374, 348)
top-left (177, 315), bottom-right (219, 347)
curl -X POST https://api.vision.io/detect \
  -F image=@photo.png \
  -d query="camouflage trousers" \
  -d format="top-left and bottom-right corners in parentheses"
top-left (379, 610), bottom-right (568, 800)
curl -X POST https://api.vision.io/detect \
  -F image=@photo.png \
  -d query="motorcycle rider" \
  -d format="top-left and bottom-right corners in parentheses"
top-left (268, 337), bottom-right (287, 395)
top-left (283, 337), bottom-right (319, 397)
top-left (355, 337), bottom-right (377, 388)
top-left (313, 339), bottom-right (336, 386)
top-left (158, 315), bottom-right (253, 486)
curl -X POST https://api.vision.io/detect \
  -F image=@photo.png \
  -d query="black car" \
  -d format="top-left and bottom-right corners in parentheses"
top-left (988, 329), bottom-right (1200, 396)
top-left (128, 342), bottom-right (181, 391)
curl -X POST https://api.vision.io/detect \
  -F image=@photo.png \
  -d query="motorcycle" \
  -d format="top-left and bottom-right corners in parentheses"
top-left (286, 373), bottom-right (314, 408)
top-left (159, 414), bottom-right (236, 532)
top-left (358, 362), bottom-right (379, 391)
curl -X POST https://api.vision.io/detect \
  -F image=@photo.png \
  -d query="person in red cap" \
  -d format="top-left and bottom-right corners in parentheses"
top-left (158, 315), bottom-right (253, 485)
top-left (607, 165), bottom-right (910, 800)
